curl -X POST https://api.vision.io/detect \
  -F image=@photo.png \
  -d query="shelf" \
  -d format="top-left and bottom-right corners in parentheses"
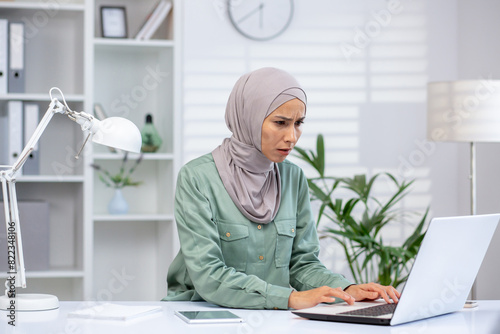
top-left (94, 38), bottom-right (175, 49)
top-left (93, 214), bottom-right (174, 222)
top-left (27, 270), bottom-right (85, 279)
top-left (0, 93), bottom-right (85, 102)
top-left (16, 175), bottom-right (85, 183)
top-left (0, 2), bottom-right (84, 11)
top-left (1, 269), bottom-right (84, 279)
top-left (1, 0), bottom-right (180, 302)
top-left (93, 152), bottom-right (174, 161)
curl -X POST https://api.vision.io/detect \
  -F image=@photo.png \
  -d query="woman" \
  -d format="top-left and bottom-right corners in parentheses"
top-left (164, 67), bottom-right (400, 310)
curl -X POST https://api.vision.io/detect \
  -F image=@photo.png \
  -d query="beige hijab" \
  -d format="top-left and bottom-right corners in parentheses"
top-left (212, 68), bottom-right (307, 223)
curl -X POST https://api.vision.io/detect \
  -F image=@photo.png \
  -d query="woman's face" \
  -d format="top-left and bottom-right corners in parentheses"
top-left (261, 98), bottom-right (306, 163)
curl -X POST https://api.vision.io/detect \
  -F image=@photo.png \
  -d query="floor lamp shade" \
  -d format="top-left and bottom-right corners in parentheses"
top-left (427, 80), bottom-right (500, 143)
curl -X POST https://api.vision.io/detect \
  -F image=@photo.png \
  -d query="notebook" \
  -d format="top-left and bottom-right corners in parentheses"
top-left (292, 214), bottom-right (499, 326)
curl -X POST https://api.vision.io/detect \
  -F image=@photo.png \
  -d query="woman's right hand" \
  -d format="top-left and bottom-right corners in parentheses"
top-left (288, 286), bottom-right (355, 310)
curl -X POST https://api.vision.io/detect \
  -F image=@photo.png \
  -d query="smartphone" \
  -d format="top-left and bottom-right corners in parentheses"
top-left (174, 310), bottom-right (243, 324)
top-left (464, 300), bottom-right (478, 308)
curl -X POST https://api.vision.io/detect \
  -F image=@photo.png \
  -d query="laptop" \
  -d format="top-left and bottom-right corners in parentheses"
top-left (292, 214), bottom-right (500, 326)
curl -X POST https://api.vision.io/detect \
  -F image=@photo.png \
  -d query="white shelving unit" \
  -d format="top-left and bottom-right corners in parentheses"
top-left (0, 0), bottom-right (182, 302)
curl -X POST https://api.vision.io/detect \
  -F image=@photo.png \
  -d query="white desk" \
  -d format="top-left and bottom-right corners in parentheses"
top-left (1, 300), bottom-right (499, 334)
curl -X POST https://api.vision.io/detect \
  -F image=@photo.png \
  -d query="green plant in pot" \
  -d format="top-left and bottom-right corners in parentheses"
top-left (91, 152), bottom-right (143, 215)
top-left (294, 134), bottom-right (428, 288)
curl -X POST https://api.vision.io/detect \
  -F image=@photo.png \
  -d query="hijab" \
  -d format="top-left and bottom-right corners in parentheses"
top-left (212, 67), bottom-right (307, 223)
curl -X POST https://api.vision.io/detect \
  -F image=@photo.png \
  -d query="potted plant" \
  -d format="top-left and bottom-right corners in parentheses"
top-left (91, 152), bottom-right (143, 214)
top-left (294, 134), bottom-right (427, 288)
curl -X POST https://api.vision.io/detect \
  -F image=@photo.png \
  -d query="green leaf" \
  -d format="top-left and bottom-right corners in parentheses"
top-left (293, 146), bottom-right (315, 167)
top-left (307, 180), bottom-right (331, 204)
top-left (316, 134), bottom-right (325, 177)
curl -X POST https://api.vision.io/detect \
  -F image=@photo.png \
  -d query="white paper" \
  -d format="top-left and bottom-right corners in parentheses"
top-left (68, 303), bottom-right (162, 321)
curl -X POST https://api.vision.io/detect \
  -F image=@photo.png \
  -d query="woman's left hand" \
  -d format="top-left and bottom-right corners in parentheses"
top-left (344, 283), bottom-right (401, 304)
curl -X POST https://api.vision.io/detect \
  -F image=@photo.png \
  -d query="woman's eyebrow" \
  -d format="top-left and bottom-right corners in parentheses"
top-left (273, 115), bottom-right (306, 121)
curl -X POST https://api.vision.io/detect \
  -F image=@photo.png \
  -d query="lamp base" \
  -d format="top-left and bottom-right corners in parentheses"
top-left (0, 293), bottom-right (59, 311)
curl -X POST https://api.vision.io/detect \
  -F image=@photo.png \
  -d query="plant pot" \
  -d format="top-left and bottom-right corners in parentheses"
top-left (108, 188), bottom-right (129, 215)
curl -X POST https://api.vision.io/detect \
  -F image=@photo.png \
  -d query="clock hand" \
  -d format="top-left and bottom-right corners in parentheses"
top-left (237, 3), bottom-right (265, 24)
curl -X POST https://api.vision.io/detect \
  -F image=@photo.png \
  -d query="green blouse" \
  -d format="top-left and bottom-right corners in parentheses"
top-left (163, 154), bottom-right (352, 309)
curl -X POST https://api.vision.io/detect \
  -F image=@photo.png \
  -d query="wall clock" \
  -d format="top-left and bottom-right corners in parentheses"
top-left (228, 0), bottom-right (294, 41)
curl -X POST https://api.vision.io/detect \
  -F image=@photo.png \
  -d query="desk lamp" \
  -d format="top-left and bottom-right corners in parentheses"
top-left (426, 79), bottom-right (500, 299)
top-left (0, 88), bottom-right (142, 311)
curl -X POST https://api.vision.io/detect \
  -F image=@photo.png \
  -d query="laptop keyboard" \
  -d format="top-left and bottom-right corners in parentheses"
top-left (338, 303), bottom-right (397, 317)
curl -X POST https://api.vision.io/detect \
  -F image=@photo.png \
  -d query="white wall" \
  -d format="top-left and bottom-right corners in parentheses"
top-left (181, 0), bottom-right (498, 298)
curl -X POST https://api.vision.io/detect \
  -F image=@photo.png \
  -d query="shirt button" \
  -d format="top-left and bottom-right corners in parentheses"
top-left (291, 228), bottom-right (295, 233)
top-left (257, 225), bottom-right (262, 230)
top-left (226, 232), bottom-right (231, 238)
top-left (259, 255), bottom-right (264, 261)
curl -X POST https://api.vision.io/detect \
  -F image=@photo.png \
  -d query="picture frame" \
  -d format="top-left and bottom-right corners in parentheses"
top-left (100, 6), bottom-right (128, 38)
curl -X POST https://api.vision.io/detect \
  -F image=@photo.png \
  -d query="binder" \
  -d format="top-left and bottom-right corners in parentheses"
top-left (0, 201), bottom-right (50, 271)
top-left (7, 100), bottom-right (23, 174)
top-left (0, 106), bottom-right (7, 166)
top-left (8, 22), bottom-right (25, 93)
top-left (23, 103), bottom-right (40, 175)
top-left (0, 19), bottom-right (7, 94)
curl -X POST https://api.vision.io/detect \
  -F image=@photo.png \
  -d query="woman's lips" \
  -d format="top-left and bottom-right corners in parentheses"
top-left (278, 148), bottom-right (292, 156)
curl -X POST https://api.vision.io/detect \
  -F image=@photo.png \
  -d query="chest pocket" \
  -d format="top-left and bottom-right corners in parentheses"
top-left (217, 222), bottom-right (249, 272)
top-left (274, 218), bottom-right (296, 268)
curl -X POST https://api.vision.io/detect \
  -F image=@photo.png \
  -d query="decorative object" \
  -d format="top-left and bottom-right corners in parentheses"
top-left (91, 152), bottom-right (143, 214)
top-left (141, 114), bottom-right (162, 152)
top-left (107, 189), bottom-right (129, 215)
top-left (294, 134), bottom-right (428, 288)
top-left (227, 0), bottom-right (294, 41)
top-left (426, 79), bottom-right (500, 298)
top-left (0, 87), bottom-right (141, 312)
top-left (100, 6), bottom-right (128, 38)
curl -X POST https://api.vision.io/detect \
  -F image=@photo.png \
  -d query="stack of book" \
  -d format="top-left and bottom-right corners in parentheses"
top-left (135, 0), bottom-right (172, 40)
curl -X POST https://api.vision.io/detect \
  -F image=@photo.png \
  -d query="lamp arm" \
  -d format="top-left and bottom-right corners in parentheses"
top-left (1, 177), bottom-right (26, 290)
top-left (1, 98), bottom-right (67, 294)
top-left (69, 111), bottom-right (101, 159)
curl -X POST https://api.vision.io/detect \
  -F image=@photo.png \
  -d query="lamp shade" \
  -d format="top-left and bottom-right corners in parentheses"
top-left (427, 80), bottom-right (500, 142)
top-left (92, 117), bottom-right (142, 153)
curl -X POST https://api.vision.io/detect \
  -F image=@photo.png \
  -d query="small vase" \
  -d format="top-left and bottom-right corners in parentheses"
top-left (108, 188), bottom-right (129, 215)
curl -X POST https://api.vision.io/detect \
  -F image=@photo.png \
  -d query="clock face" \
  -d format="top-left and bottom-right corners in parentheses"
top-left (228, 0), bottom-right (294, 41)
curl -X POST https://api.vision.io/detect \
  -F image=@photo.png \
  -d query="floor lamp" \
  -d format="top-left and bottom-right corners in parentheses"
top-left (427, 79), bottom-right (500, 299)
